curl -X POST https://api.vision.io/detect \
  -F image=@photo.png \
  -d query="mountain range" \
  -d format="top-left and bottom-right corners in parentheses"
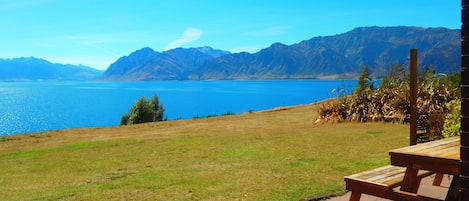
top-left (0, 26), bottom-right (461, 81)
top-left (101, 47), bottom-right (230, 81)
top-left (0, 57), bottom-right (102, 81)
top-left (101, 26), bottom-right (461, 80)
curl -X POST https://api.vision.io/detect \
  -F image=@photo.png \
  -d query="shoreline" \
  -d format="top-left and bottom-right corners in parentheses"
top-left (1, 100), bottom-right (329, 138)
top-left (0, 80), bottom-right (355, 136)
top-left (0, 101), bottom-right (320, 143)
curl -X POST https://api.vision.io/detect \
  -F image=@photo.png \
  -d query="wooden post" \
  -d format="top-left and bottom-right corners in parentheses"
top-left (461, 0), bottom-right (469, 200)
top-left (409, 49), bottom-right (418, 145)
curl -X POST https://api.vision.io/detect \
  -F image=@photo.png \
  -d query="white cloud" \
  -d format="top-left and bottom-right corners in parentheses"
top-left (164, 27), bottom-right (203, 50)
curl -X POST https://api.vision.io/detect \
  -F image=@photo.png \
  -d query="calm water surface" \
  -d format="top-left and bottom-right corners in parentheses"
top-left (0, 80), bottom-right (357, 136)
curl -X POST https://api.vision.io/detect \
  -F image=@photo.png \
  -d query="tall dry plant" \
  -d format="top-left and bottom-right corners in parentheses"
top-left (316, 65), bottom-right (460, 139)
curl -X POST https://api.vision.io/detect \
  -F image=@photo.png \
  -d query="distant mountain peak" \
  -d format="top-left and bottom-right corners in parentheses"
top-left (14, 56), bottom-right (48, 63)
top-left (195, 46), bottom-right (231, 58)
top-left (196, 46), bottom-right (214, 52)
top-left (100, 46), bottom-right (231, 81)
top-left (0, 57), bottom-right (102, 81)
top-left (130, 47), bottom-right (158, 57)
top-left (270, 42), bottom-right (288, 48)
top-left (135, 47), bottom-right (154, 52)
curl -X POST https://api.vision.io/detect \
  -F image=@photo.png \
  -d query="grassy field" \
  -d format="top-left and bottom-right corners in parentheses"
top-left (0, 103), bottom-right (410, 200)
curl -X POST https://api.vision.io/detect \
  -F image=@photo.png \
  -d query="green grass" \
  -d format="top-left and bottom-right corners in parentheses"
top-left (0, 104), bottom-right (409, 200)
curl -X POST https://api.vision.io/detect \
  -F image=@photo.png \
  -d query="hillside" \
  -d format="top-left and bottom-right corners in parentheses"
top-left (0, 103), bottom-right (409, 200)
top-left (101, 26), bottom-right (460, 81)
top-left (0, 57), bottom-right (102, 81)
top-left (197, 26), bottom-right (460, 79)
top-left (100, 47), bottom-right (230, 81)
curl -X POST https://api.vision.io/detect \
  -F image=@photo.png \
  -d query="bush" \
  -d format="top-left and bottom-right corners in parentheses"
top-left (128, 97), bottom-right (156, 124)
top-left (442, 99), bottom-right (461, 138)
top-left (120, 94), bottom-right (165, 125)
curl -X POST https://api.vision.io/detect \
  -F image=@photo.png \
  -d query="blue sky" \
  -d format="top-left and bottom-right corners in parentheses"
top-left (0, 0), bottom-right (460, 70)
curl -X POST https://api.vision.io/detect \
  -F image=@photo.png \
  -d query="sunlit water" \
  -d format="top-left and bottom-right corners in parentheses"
top-left (0, 80), bottom-right (357, 136)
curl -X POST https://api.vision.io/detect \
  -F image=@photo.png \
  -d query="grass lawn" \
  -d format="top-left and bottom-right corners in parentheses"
top-left (0, 103), bottom-right (410, 200)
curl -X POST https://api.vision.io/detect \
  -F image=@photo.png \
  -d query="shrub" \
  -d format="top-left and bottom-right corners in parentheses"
top-left (442, 99), bottom-right (461, 138)
top-left (128, 97), bottom-right (156, 124)
top-left (120, 94), bottom-right (165, 125)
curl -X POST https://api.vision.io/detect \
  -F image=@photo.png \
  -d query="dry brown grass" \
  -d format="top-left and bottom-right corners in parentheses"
top-left (1, 103), bottom-right (316, 151)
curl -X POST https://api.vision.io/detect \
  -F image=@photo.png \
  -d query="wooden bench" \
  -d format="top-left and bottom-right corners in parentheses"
top-left (344, 165), bottom-right (433, 201)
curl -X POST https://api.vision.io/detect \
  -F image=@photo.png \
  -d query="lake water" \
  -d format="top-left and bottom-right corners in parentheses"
top-left (0, 80), bottom-right (357, 136)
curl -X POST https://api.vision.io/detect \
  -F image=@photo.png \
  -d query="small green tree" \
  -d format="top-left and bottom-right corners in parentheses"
top-left (354, 66), bottom-right (373, 95)
top-left (120, 94), bottom-right (165, 125)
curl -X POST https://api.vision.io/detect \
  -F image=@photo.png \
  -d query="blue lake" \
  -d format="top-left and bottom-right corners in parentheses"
top-left (0, 80), bottom-right (357, 136)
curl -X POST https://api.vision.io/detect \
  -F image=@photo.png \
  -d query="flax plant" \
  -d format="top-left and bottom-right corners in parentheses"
top-left (317, 65), bottom-right (460, 139)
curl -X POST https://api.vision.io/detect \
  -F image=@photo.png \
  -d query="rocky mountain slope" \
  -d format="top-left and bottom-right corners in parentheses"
top-left (197, 26), bottom-right (460, 79)
top-left (100, 47), bottom-right (230, 81)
